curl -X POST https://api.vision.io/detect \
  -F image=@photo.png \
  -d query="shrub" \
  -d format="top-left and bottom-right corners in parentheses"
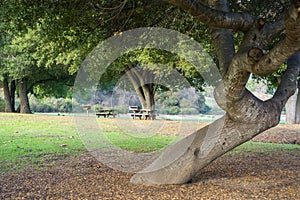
top-left (29, 95), bottom-right (73, 113)
top-left (164, 106), bottom-right (180, 115)
top-left (114, 106), bottom-right (128, 114)
top-left (180, 107), bottom-right (199, 115)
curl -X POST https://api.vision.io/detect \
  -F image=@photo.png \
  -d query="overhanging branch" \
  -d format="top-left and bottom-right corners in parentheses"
top-left (168, 0), bottom-right (255, 31)
top-left (245, 4), bottom-right (300, 75)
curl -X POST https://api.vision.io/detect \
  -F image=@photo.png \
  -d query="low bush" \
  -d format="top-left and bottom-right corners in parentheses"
top-left (29, 95), bottom-right (73, 113)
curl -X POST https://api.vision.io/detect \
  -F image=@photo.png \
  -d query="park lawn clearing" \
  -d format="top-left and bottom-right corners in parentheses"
top-left (0, 113), bottom-right (299, 199)
top-left (0, 113), bottom-right (85, 174)
top-left (0, 113), bottom-right (299, 172)
top-left (0, 113), bottom-right (181, 174)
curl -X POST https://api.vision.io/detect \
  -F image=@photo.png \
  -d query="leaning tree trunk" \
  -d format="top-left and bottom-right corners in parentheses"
top-left (131, 115), bottom-right (276, 184)
top-left (18, 78), bottom-right (32, 114)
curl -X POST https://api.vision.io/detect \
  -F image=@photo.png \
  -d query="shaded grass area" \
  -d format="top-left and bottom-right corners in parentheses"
top-left (0, 113), bottom-right (299, 177)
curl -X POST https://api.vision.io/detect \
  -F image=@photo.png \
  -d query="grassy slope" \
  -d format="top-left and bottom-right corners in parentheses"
top-left (0, 113), bottom-right (299, 175)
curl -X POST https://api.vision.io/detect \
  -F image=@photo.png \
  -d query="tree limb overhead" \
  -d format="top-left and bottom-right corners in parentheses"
top-left (168, 0), bottom-right (255, 31)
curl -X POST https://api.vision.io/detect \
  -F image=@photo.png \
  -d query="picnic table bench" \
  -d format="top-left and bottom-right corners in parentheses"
top-left (96, 109), bottom-right (116, 118)
top-left (128, 106), bottom-right (156, 120)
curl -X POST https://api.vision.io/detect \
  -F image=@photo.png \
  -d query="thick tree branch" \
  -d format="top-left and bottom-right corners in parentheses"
top-left (271, 51), bottom-right (300, 110)
top-left (246, 4), bottom-right (300, 75)
top-left (260, 20), bottom-right (285, 49)
top-left (168, 0), bottom-right (255, 31)
top-left (208, 0), bottom-right (235, 76)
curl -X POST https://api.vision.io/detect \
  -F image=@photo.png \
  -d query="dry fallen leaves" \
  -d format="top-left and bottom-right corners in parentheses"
top-left (0, 125), bottom-right (299, 200)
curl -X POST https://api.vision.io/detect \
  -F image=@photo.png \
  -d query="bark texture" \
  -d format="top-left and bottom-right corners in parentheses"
top-left (18, 78), bottom-right (32, 114)
top-left (131, 0), bottom-right (300, 185)
top-left (131, 115), bottom-right (276, 184)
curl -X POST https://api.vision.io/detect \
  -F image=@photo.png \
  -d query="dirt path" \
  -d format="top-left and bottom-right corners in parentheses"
top-left (0, 125), bottom-right (299, 200)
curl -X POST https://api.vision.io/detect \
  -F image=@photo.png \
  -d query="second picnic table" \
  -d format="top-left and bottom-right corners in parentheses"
top-left (129, 106), bottom-right (156, 120)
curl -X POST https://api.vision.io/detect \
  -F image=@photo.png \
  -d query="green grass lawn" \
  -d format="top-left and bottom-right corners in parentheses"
top-left (0, 113), bottom-right (180, 174)
top-left (0, 113), bottom-right (299, 175)
top-left (0, 113), bottom-right (84, 173)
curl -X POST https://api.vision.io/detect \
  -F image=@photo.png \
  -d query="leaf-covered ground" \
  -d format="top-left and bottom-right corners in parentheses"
top-left (0, 124), bottom-right (299, 200)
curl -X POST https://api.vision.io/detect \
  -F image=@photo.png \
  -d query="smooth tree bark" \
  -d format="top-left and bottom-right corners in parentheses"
top-left (131, 0), bottom-right (300, 185)
top-left (286, 87), bottom-right (300, 124)
top-left (296, 89), bottom-right (300, 123)
top-left (18, 78), bottom-right (32, 114)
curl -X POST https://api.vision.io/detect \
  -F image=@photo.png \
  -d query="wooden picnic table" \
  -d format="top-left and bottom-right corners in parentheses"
top-left (128, 106), bottom-right (156, 120)
top-left (96, 109), bottom-right (116, 118)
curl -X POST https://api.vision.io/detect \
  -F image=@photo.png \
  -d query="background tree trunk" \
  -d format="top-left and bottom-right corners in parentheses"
top-left (285, 89), bottom-right (298, 124)
top-left (18, 78), bottom-right (32, 114)
top-left (138, 85), bottom-right (155, 110)
top-left (3, 75), bottom-right (15, 112)
top-left (295, 89), bottom-right (300, 123)
top-left (126, 67), bottom-right (156, 111)
top-left (10, 80), bottom-right (16, 112)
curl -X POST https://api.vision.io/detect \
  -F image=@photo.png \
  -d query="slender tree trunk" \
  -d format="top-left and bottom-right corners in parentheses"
top-left (18, 78), bottom-right (32, 114)
top-left (10, 80), bottom-right (16, 112)
top-left (295, 89), bottom-right (300, 123)
top-left (3, 75), bottom-right (14, 112)
top-left (285, 89), bottom-right (298, 124)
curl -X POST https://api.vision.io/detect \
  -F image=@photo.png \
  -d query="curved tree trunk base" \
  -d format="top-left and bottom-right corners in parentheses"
top-left (130, 115), bottom-right (273, 185)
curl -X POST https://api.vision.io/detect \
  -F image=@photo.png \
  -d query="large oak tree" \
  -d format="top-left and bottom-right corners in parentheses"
top-left (130, 0), bottom-right (300, 184)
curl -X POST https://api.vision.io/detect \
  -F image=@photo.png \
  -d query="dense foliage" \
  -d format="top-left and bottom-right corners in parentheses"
top-left (0, 0), bottom-right (298, 113)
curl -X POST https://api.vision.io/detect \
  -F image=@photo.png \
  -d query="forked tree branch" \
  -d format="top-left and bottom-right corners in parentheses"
top-left (246, 4), bottom-right (300, 75)
top-left (259, 20), bottom-right (285, 49)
